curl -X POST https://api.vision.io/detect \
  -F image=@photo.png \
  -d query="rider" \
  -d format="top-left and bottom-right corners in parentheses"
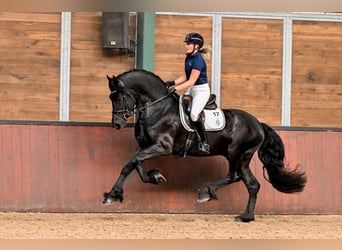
top-left (166, 32), bottom-right (211, 154)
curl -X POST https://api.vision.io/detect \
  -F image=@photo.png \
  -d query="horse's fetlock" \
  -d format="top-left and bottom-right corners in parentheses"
top-left (112, 186), bottom-right (123, 193)
top-left (208, 186), bottom-right (218, 200)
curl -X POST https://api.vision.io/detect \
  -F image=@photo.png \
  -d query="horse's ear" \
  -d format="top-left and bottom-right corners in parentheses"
top-left (107, 74), bottom-right (124, 91)
top-left (108, 75), bottom-right (116, 91)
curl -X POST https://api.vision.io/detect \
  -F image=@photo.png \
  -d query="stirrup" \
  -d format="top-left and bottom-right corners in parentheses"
top-left (198, 142), bottom-right (210, 154)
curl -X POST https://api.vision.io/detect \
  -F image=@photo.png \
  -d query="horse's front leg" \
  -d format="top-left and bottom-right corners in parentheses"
top-left (102, 158), bottom-right (138, 204)
top-left (134, 144), bottom-right (169, 185)
top-left (103, 141), bottom-right (172, 204)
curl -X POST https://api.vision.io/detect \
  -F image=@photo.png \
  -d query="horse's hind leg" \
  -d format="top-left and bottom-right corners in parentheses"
top-left (197, 147), bottom-right (260, 223)
top-left (197, 173), bottom-right (241, 202)
top-left (197, 151), bottom-right (242, 202)
top-left (234, 149), bottom-right (260, 222)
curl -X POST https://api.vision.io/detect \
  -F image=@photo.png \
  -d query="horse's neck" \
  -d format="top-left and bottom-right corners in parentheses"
top-left (136, 93), bottom-right (153, 108)
top-left (131, 85), bottom-right (166, 106)
top-left (123, 74), bottom-right (168, 108)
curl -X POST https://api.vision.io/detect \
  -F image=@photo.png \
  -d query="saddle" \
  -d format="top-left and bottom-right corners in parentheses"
top-left (179, 94), bottom-right (226, 132)
top-left (182, 94), bottom-right (217, 113)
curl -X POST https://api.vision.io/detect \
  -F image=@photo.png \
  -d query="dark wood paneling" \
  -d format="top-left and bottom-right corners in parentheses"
top-left (0, 124), bottom-right (341, 214)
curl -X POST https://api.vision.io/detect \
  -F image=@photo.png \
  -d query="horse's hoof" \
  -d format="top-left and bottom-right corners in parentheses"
top-left (102, 197), bottom-right (113, 204)
top-left (197, 186), bottom-right (217, 203)
top-left (154, 173), bottom-right (167, 183)
top-left (102, 192), bottom-right (114, 204)
top-left (197, 188), bottom-right (211, 203)
top-left (147, 169), bottom-right (167, 184)
top-left (197, 195), bottom-right (211, 203)
top-left (234, 215), bottom-right (254, 223)
top-left (102, 190), bottom-right (123, 204)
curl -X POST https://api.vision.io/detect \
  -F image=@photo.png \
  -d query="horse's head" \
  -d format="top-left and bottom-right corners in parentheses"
top-left (107, 75), bottom-right (136, 129)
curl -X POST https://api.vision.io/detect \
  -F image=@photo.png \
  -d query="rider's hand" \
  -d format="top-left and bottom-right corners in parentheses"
top-left (165, 80), bottom-right (175, 87)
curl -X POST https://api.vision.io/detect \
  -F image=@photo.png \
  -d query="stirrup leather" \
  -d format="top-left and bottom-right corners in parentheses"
top-left (198, 142), bottom-right (210, 153)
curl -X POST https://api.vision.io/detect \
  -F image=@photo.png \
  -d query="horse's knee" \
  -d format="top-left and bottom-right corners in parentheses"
top-left (160, 136), bottom-right (173, 151)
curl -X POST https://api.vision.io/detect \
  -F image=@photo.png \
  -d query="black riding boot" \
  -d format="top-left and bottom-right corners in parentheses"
top-left (193, 119), bottom-right (210, 154)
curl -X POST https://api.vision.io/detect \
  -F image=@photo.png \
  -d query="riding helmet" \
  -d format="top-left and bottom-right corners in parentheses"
top-left (183, 32), bottom-right (204, 49)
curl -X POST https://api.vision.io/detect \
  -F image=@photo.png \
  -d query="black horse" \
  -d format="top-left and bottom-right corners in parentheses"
top-left (103, 69), bottom-right (307, 222)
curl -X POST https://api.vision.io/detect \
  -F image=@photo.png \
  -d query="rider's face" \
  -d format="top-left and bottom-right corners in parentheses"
top-left (185, 42), bottom-right (195, 54)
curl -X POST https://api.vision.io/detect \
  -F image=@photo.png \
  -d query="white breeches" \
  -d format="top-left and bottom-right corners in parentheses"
top-left (185, 83), bottom-right (210, 121)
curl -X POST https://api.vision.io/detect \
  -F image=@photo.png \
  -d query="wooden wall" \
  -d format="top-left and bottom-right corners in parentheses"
top-left (220, 18), bottom-right (283, 125)
top-left (69, 12), bottom-right (135, 122)
top-left (0, 12), bottom-right (135, 123)
top-left (0, 12), bottom-right (61, 121)
top-left (1, 12), bottom-right (342, 127)
top-left (292, 20), bottom-right (342, 127)
top-left (153, 14), bottom-right (284, 126)
top-left (155, 14), bottom-right (342, 128)
top-left (1, 12), bottom-right (342, 216)
top-left (0, 123), bottom-right (341, 214)
top-left (154, 14), bottom-right (213, 94)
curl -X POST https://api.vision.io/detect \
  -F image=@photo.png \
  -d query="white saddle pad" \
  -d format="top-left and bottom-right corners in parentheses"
top-left (179, 95), bottom-right (226, 132)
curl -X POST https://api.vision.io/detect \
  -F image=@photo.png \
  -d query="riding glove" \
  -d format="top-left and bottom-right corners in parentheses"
top-left (165, 80), bottom-right (175, 87)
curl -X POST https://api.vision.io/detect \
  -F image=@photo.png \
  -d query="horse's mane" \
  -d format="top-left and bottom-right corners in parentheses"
top-left (117, 69), bottom-right (165, 84)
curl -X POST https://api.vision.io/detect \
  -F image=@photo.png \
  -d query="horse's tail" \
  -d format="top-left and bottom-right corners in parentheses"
top-left (257, 123), bottom-right (307, 193)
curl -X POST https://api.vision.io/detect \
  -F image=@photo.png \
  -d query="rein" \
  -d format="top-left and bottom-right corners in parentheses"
top-left (136, 94), bottom-right (170, 112)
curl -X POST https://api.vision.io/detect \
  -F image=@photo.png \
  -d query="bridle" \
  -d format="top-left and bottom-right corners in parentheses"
top-left (110, 88), bottom-right (136, 121)
top-left (110, 79), bottom-right (173, 121)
